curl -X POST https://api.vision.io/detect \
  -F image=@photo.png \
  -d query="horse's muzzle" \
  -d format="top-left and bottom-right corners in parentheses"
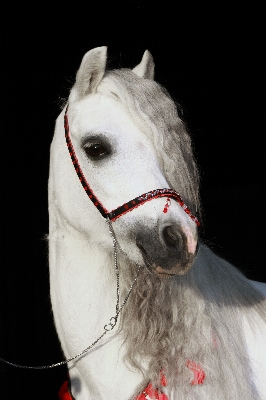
top-left (136, 224), bottom-right (197, 277)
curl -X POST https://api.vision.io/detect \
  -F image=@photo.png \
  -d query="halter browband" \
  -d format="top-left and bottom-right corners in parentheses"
top-left (64, 106), bottom-right (200, 226)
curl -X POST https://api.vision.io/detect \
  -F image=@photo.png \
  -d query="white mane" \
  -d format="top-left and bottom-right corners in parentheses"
top-left (118, 244), bottom-right (266, 398)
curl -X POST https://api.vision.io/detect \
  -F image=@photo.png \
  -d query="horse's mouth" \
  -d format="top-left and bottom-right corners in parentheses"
top-left (136, 227), bottom-right (197, 278)
top-left (137, 241), bottom-right (194, 277)
top-left (154, 266), bottom-right (180, 278)
top-left (143, 257), bottom-right (194, 278)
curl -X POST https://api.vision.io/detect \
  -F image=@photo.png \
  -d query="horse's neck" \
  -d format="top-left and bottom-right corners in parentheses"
top-left (49, 223), bottom-right (144, 399)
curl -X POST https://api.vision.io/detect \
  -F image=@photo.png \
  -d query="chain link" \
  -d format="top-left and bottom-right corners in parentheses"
top-left (0, 218), bottom-right (141, 370)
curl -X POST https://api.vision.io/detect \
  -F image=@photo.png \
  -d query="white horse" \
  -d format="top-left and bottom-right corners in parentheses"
top-left (49, 47), bottom-right (266, 400)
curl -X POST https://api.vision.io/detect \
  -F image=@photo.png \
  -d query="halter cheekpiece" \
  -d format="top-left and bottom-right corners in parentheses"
top-left (64, 106), bottom-right (200, 226)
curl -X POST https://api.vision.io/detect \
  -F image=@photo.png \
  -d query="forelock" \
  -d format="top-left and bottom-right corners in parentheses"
top-left (97, 69), bottom-right (201, 216)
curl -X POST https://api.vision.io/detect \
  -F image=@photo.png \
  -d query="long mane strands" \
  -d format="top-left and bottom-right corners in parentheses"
top-left (97, 69), bottom-right (201, 216)
top-left (117, 245), bottom-right (266, 399)
top-left (95, 68), bottom-right (266, 398)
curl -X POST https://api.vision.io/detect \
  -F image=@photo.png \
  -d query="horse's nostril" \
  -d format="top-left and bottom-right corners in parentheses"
top-left (162, 226), bottom-right (182, 248)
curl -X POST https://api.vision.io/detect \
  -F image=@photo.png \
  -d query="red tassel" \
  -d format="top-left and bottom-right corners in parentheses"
top-left (163, 198), bottom-right (171, 213)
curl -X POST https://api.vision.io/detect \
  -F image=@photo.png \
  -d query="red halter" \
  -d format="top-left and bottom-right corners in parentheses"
top-left (64, 106), bottom-right (200, 226)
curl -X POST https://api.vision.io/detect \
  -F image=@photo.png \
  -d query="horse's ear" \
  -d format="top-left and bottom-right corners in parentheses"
top-left (69, 46), bottom-right (107, 102)
top-left (132, 50), bottom-right (154, 80)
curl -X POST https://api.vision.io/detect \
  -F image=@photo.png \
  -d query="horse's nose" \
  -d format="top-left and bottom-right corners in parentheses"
top-left (136, 222), bottom-right (197, 276)
top-left (162, 225), bottom-right (183, 249)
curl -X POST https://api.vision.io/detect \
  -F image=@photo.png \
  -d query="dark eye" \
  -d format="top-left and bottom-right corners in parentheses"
top-left (84, 143), bottom-right (107, 158)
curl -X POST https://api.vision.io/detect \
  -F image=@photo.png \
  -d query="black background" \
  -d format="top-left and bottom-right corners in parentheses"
top-left (1, 1), bottom-right (265, 399)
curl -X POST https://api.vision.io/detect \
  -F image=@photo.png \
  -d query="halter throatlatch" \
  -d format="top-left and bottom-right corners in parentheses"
top-left (64, 107), bottom-right (200, 226)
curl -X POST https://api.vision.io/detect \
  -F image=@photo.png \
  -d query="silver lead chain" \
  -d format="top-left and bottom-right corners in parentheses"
top-left (0, 218), bottom-right (141, 370)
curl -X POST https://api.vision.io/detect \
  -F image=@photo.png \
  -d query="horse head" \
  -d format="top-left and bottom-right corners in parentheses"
top-left (49, 46), bottom-right (200, 278)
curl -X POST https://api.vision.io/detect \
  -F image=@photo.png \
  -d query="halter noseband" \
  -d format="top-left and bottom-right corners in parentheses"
top-left (64, 106), bottom-right (200, 226)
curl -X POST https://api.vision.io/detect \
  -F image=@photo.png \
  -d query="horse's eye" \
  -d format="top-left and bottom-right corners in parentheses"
top-left (84, 143), bottom-right (107, 158)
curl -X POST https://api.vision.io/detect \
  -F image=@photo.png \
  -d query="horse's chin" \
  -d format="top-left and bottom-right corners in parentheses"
top-left (155, 265), bottom-right (190, 277)
top-left (146, 256), bottom-right (195, 278)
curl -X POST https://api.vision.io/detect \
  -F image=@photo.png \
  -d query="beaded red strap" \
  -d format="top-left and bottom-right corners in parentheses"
top-left (108, 188), bottom-right (200, 226)
top-left (64, 107), bottom-right (200, 226)
top-left (64, 108), bottom-right (108, 218)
